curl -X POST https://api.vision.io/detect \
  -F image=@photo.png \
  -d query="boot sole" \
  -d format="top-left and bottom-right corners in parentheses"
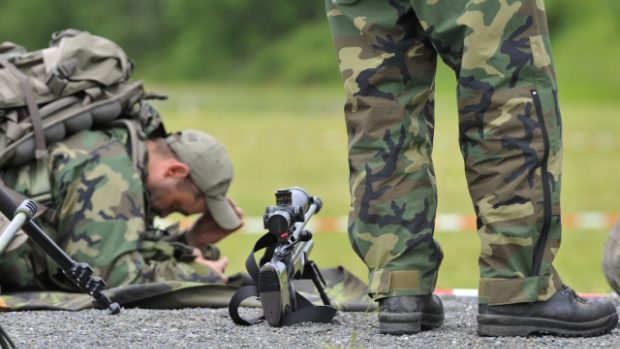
top-left (379, 312), bottom-right (444, 335)
top-left (477, 312), bottom-right (619, 337)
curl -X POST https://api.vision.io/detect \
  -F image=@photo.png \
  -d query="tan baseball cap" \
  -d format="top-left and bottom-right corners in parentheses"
top-left (166, 130), bottom-right (241, 230)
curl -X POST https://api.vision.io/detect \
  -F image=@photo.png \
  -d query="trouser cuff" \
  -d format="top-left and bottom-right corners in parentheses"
top-left (479, 273), bottom-right (562, 305)
top-left (368, 269), bottom-right (434, 299)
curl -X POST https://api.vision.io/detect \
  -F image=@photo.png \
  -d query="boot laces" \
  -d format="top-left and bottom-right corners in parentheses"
top-left (561, 285), bottom-right (587, 303)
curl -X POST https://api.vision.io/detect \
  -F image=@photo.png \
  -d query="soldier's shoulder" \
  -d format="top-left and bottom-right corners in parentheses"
top-left (47, 127), bottom-right (132, 170)
top-left (51, 128), bottom-right (127, 153)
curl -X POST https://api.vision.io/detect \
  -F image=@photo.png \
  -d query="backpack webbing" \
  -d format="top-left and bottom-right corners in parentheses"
top-left (0, 29), bottom-right (167, 252)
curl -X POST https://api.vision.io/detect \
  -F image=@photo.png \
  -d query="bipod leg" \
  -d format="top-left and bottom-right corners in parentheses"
top-left (66, 262), bottom-right (121, 314)
top-left (303, 261), bottom-right (331, 306)
top-left (0, 323), bottom-right (16, 349)
top-left (0, 188), bottom-right (120, 314)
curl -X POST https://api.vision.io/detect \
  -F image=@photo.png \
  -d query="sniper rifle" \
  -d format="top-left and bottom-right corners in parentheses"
top-left (228, 187), bottom-right (336, 326)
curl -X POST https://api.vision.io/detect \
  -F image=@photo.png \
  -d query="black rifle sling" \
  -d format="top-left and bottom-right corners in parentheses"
top-left (228, 233), bottom-right (336, 326)
top-left (229, 233), bottom-right (274, 325)
top-left (228, 284), bottom-right (262, 326)
top-left (245, 232), bottom-right (276, 281)
top-left (280, 293), bottom-right (337, 326)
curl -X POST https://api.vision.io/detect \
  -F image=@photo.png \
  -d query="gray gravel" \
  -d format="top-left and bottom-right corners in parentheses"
top-left (1, 296), bottom-right (619, 348)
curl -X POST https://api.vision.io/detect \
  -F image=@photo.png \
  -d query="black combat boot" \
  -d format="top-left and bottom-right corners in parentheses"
top-left (478, 285), bottom-right (619, 337)
top-left (378, 295), bottom-right (444, 335)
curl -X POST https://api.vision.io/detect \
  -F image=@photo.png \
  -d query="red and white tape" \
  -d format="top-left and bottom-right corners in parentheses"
top-left (224, 212), bottom-right (620, 234)
top-left (433, 288), bottom-right (617, 299)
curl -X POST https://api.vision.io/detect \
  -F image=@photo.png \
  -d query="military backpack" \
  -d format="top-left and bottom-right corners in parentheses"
top-left (0, 29), bottom-right (166, 205)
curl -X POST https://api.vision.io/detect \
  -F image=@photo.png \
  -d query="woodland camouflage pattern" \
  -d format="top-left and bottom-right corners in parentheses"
top-left (326, 0), bottom-right (563, 305)
top-left (0, 127), bottom-right (220, 292)
top-left (603, 221), bottom-right (620, 295)
top-left (0, 128), bottom-right (372, 310)
top-left (0, 267), bottom-right (374, 312)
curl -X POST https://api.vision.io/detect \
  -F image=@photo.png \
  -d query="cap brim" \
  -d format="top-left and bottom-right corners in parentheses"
top-left (206, 196), bottom-right (242, 230)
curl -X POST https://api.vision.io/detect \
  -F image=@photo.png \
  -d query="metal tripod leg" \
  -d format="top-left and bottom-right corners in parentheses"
top-left (0, 201), bottom-right (35, 255)
top-left (0, 189), bottom-right (121, 314)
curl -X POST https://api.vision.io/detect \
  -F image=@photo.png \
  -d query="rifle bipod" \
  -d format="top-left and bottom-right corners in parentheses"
top-left (0, 186), bottom-right (120, 314)
top-left (0, 323), bottom-right (15, 349)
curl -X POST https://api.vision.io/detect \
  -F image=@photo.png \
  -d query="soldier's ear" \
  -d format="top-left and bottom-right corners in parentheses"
top-left (165, 162), bottom-right (190, 179)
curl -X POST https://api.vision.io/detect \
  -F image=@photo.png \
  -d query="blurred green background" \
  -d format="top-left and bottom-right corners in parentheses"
top-left (2, 0), bottom-right (619, 293)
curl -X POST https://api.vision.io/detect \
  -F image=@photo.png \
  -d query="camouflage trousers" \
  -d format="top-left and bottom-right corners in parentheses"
top-left (326, 0), bottom-right (564, 305)
top-left (602, 220), bottom-right (620, 295)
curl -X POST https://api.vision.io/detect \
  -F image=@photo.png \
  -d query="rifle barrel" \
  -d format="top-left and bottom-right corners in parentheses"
top-left (290, 202), bottom-right (318, 239)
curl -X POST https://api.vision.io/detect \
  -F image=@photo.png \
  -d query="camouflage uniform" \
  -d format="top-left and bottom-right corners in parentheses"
top-left (326, 0), bottom-right (563, 305)
top-left (0, 127), bottom-right (220, 291)
top-left (602, 220), bottom-right (620, 295)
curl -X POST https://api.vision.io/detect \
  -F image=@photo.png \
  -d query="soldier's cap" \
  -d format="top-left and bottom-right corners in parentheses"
top-left (166, 129), bottom-right (241, 230)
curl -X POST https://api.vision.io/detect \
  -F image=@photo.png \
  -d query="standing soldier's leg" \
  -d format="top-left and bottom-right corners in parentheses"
top-left (410, 0), bottom-right (617, 336)
top-left (602, 221), bottom-right (620, 295)
top-left (326, 0), bottom-right (444, 334)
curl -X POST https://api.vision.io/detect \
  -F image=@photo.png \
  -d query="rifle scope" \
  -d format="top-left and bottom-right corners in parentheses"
top-left (263, 187), bottom-right (322, 241)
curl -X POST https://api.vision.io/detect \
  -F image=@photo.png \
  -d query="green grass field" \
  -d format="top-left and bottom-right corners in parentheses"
top-left (152, 67), bottom-right (620, 294)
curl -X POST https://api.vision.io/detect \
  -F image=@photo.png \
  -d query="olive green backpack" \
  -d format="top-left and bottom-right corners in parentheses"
top-left (0, 29), bottom-right (166, 205)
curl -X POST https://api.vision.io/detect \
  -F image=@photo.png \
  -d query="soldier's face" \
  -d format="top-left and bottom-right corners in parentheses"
top-left (146, 155), bottom-right (207, 217)
top-left (147, 178), bottom-right (207, 217)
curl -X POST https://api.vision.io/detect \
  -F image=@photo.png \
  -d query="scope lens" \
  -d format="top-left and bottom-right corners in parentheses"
top-left (267, 212), bottom-right (291, 236)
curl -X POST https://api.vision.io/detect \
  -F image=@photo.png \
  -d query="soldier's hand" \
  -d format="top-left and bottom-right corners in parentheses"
top-left (192, 248), bottom-right (229, 282)
top-left (186, 198), bottom-right (244, 248)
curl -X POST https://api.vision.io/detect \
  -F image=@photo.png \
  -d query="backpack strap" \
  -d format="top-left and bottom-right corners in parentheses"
top-left (109, 118), bottom-right (147, 171)
top-left (0, 55), bottom-right (47, 159)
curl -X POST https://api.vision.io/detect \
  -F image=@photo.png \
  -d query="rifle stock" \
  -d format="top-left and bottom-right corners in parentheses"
top-left (259, 236), bottom-right (315, 325)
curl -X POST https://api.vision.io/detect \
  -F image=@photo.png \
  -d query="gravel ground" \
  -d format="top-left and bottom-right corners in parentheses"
top-left (1, 296), bottom-right (619, 348)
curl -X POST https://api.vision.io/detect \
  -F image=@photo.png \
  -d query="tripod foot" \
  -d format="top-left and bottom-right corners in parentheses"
top-left (108, 302), bottom-right (121, 315)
